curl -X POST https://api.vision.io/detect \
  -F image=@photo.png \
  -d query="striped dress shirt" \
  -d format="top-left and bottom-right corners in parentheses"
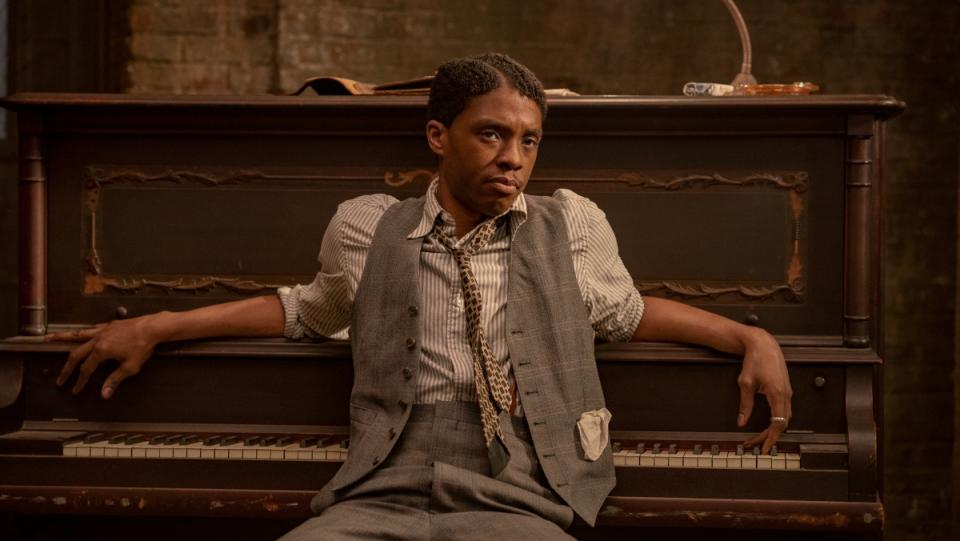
top-left (278, 180), bottom-right (644, 406)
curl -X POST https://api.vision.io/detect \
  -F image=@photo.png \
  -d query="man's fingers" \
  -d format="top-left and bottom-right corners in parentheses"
top-left (47, 327), bottom-right (100, 343)
top-left (743, 429), bottom-right (768, 447)
top-left (762, 400), bottom-right (790, 453)
top-left (57, 340), bottom-right (96, 386)
top-left (71, 351), bottom-right (106, 395)
top-left (762, 420), bottom-right (788, 454)
top-left (101, 364), bottom-right (140, 399)
top-left (736, 376), bottom-right (755, 427)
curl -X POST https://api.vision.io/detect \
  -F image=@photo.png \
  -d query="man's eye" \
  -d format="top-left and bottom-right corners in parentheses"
top-left (523, 137), bottom-right (540, 148)
top-left (481, 130), bottom-right (500, 141)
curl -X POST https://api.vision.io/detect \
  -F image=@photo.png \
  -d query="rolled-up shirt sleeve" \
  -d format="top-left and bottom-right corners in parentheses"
top-left (555, 189), bottom-right (645, 342)
top-left (277, 194), bottom-right (397, 339)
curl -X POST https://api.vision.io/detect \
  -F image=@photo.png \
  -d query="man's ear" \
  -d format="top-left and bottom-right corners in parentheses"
top-left (426, 120), bottom-right (447, 157)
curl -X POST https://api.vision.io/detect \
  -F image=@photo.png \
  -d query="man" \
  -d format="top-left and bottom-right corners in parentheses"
top-left (53, 53), bottom-right (792, 540)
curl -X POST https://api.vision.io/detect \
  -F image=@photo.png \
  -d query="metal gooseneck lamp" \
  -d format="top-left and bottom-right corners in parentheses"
top-left (721, 0), bottom-right (758, 88)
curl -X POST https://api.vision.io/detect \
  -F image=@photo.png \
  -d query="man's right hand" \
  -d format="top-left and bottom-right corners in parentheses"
top-left (46, 295), bottom-right (287, 400)
top-left (49, 315), bottom-right (160, 399)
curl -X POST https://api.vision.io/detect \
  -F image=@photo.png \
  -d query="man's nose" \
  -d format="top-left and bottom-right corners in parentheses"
top-left (496, 140), bottom-right (523, 170)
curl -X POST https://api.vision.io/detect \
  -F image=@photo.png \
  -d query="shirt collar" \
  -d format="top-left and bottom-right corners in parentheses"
top-left (408, 177), bottom-right (528, 239)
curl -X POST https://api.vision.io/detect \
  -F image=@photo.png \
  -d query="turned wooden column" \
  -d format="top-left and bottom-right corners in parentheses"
top-left (18, 112), bottom-right (45, 336)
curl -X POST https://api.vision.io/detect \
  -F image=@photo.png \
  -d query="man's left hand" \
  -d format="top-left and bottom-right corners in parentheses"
top-left (736, 328), bottom-right (793, 453)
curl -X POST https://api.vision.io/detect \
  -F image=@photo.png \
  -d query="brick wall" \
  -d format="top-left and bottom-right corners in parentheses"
top-left (10, 0), bottom-right (959, 538)
top-left (127, 0), bottom-right (278, 94)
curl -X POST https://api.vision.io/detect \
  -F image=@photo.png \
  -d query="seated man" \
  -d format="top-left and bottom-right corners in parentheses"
top-left (53, 53), bottom-right (792, 540)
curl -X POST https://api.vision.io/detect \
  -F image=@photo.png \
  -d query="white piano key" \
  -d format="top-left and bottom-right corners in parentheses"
top-left (652, 452), bottom-right (669, 468)
top-left (621, 450), bottom-right (640, 467)
top-left (216, 442), bottom-right (244, 459)
top-left (757, 454), bottom-right (773, 469)
top-left (639, 450), bottom-right (655, 467)
top-left (682, 451), bottom-right (700, 468)
top-left (220, 442), bottom-right (244, 460)
top-left (786, 452), bottom-right (801, 470)
top-left (771, 453), bottom-right (787, 470)
top-left (129, 441), bottom-right (149, 458)
top-left (725, 452), bottom-right (743, 469)
top-left (667, 451), bottom-right (683, 468)
top-left (103, 443), bottom-right (127, 458)
top-left (184, 442), bottom-right (203, 458)
top-left (321, 441), bottom-right (345, 461)
top-left (63, 441), bottom-right (81, 456)
top-left (741, 454), bottom-right (757, 469)
top-left (270, 444), bottom-right (299, 460)
top-left (711, 451), bottom-right (728, 469)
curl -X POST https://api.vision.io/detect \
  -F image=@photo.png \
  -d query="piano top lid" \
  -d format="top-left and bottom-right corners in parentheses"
top-left (0, 92), bottom-right (906, 119)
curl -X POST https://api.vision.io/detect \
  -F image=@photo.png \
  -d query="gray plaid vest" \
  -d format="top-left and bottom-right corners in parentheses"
top-left (325, 194), bottom-right (615, 525)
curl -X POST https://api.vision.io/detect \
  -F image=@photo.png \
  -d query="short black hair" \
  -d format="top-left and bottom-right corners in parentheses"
top-left (427, 52), bottom-right (547, 127)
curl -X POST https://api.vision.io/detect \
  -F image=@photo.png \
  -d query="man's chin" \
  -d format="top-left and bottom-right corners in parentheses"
top-left (482, 195), bottom-right (520, 218)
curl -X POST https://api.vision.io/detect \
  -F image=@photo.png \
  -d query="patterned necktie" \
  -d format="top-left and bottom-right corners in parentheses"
top-left (429, 217), bottom-right (512, 473)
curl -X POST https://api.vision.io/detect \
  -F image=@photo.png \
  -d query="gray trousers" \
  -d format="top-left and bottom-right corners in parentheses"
top-left (280, 401), bottom-right (575, 540)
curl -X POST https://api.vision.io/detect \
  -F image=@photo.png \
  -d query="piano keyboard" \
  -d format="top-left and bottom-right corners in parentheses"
top-left (611, 441), bottom-right (801, 470)
top-left (61, 432), bottom-right (349, 462)
top-left (54, 432), bottom-right (802, 471)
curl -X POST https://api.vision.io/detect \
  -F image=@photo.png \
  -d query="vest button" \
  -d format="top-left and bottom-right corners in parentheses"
top-left (388, 428), bottom-right (397, 439)
top-left (398, 399), bottom-right (408, 410)
top-left (373, 456), bottom-right (381, 465)
top-left (405, 338), bottom-right (417, 351)
top-left (402, 367), bottom-right (413, 379)
top-left (408, 305), bottom-right (418, 317)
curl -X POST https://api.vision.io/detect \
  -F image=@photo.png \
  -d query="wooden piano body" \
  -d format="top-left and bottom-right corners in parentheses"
top-left (0, 93), bottom-right (903, 539)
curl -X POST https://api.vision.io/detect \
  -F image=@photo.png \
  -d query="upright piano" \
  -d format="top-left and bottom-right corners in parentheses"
top-left (0, 93), bottom-right (903, 539)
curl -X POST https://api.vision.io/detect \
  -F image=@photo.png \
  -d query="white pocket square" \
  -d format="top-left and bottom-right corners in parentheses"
top-left (576, 407), bottom-right (612, 461)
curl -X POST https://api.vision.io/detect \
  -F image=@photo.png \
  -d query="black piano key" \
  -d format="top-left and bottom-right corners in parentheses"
top-left (667, 443), bottom-right (677, 455)
top-left (203, 435), bottom-right (222, 446)
top-left (752, 445), bottom-right (761, 456)
top-left (736, 444), bottom-right (745, 456)
top-left (636, 443), bottom-right (645, 454)
top-left (340, 438), bottom-right (349, 449)
top-left (693, 444), bottom-right (703, 455)
top-left (244, 436), bottom-right (261, 446)
top-left (651, 443), bottom-right (661, 455)
top-left (259, 436), bottom-right (276, 446)
top-left (83, 433), bottom-right (107, 444)
top-left (710, 444), bottom-right (720, 456)
top-left (179, 435), bottom-right (200, 445)
top-left (149, 434), bottom-right (168, 445)
top-left (220, 435), bottom-right (240, 446)
top-left (611, 441), bottom-right (621, 453)
top-left (770, 445), bottom-right (778, 456)
top-left (163, 434), bottom-right (182, 445)
top-left (299, 437), bottom-right (318, 448)
top-left (275, 436), bottom-right (292, 447)
top-left (125, 434), bottom-right (146, 445)
top-left (108, 433), bottom-right (129, 445)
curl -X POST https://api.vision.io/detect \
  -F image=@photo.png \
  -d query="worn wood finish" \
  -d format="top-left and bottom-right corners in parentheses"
top-left (0, 93), bottom-right (903, 341)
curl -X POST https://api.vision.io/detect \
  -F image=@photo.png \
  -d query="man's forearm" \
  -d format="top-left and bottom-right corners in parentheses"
top-left (631, 296), bottom-right (763, 354)
top-left (144, 294), bottom-right (286, 343)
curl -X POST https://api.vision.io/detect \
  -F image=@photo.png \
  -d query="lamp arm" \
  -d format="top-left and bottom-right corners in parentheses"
top-left (721, 0), bottom-right (757, 86)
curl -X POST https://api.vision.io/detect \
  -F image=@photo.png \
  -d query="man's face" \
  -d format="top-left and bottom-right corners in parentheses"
top-left (427, 84), bottom-right (543, 230)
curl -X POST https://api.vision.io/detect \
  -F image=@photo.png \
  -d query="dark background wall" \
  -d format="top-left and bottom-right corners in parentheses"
top-left (1, 1), bottom-right (957, 539)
